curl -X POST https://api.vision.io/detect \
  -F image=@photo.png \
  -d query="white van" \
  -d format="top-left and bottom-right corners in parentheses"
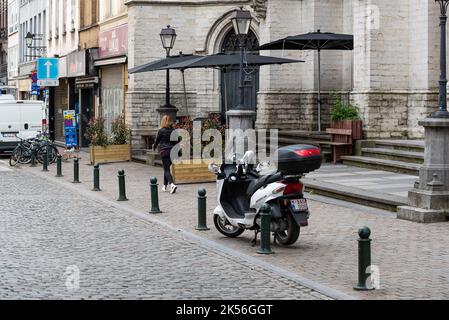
top-left (0, 100), bottom-right (45, 152)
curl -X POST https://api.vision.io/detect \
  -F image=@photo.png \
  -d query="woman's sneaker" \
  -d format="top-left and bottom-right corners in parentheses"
top-left (162, 185), bottom-right (168, 192)
top-left (170, 183), bottom-right (178, 194)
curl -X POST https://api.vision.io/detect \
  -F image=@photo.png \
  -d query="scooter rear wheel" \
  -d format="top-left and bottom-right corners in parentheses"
top-left (274, 213), bottom-right (300, 246)
top-left (214, 215), bottom-right (245, 238)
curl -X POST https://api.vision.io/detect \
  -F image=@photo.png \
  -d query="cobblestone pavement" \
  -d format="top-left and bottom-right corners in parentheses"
top-left (7, 153), bottom-right (449, 300)
top-left (0, 159), bottom-right (331, 300)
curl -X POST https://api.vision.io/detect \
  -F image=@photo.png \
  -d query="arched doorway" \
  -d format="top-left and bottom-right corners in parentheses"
top-left (220, 28), bottom-right (259, 122)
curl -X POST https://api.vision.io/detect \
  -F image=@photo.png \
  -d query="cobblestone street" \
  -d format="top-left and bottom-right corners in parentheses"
top-left (0, 159), bottom-right (331, 300)
top-left (5, 152), bottom-right (449, 300)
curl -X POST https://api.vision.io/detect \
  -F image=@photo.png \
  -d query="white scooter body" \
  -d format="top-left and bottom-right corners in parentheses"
top-left (213, 172), bottom-right (287, 229)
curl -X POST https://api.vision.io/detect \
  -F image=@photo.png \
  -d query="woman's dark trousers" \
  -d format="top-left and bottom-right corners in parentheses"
top-left (162, 154), bottom-right (174, 186)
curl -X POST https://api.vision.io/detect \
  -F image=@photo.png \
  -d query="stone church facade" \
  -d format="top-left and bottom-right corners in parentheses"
top-left (125, 0), bottom-right (442, 150)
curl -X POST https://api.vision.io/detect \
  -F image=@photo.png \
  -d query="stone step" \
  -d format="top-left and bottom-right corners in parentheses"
top-left (361, 148), bottom-right (424, 164)
top-left (303, 178), bottom-right (407, 212)
top-left (341, 156), bottom-right (420, 176)
top-left (373, 139), bottom-right (424, 152)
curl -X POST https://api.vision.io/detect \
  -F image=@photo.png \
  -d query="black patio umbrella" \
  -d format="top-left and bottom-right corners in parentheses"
top-left (128, 53), bottom-right (203, 74)
top-left (258, 30), bottom-right (354, 131)
top-left (159, 52), bottom-right (303, 119)
top-left (129, 53), bottom-right (204, 115)
top-left (159, 52), bottom-right (303, 70)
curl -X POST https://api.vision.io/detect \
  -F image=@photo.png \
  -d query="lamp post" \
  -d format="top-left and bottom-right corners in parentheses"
top-left (157, 25), bottom-right (179, 122)
top-left (435, 0), bottom-right (449, 118)
top-left (226, 7), bottom-right (256, 131)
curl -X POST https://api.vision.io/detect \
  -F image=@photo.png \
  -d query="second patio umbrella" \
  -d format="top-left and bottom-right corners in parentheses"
top-left (258, 30), bottom-right (354, 131)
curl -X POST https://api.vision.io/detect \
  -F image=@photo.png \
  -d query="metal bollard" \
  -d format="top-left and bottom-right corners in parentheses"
top-left (257, 204), bottom-right (274, 255)
top-left (92, 164), bottom-right (101, 191)
top-left (354, 227), bottom-right (375, 291)
top-left (55, 155), bottom-right (63, 177)
top-left (72, 158), bottom-right (80, 183)
top-left (42, 149), bottom-right (49, 172)
top-left (195, 188), bottom-right (210, 231)
top-left (30, 151), bottom-right (37, 167)
top-left (149, 177), bottom-right (161, 214)
top-left (117, 170), bottom-right (128, 201)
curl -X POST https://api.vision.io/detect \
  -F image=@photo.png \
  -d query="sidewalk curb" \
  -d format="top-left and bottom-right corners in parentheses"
top-left (26, 166), bottom-right (357, 301)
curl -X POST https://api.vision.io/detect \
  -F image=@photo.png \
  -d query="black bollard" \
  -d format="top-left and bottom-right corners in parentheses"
top-left (42, 149), bottom-right (49, 172)
top-left (117, 170), bottom-right (128, 201)
top-left (72, 158), bottom-right (80, 183)
top-left (354, 227), bottom-right (375, 291)
top-left (195, 188), bottom-right (210, 231)
top-left (55, 155), bottom-right (63, 177)
top-left (30, 150), bottom-right (37, 167)
top-left (149, 177), bottom-right (161, 214)
top-left (92, 164), bottom-right (101, 191)
top-left (257, 204), bottom-right (274, 255)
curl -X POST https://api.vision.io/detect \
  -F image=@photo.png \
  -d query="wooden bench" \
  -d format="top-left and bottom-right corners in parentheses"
top-left (318, 128), bottom-right (353, 164)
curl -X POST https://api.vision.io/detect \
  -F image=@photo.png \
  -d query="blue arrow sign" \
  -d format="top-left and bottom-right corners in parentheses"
top-left (37, 58), bottom-right (59, 80)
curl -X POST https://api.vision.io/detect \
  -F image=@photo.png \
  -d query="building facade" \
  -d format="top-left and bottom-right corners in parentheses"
top-left (125, 0), bottom-right (444, 153)
top-left (6, 0), bottom-right (18, 93)
top-left (95, 0), bottom-right (128, 134)
top-left (0, 0), bottom-right (7, 85)
top-left (17, 0), bottom-right (47, 100)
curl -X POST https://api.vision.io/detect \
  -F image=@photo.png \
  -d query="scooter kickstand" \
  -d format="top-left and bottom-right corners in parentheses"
top-left (251, 230), bottom-right (260, 247)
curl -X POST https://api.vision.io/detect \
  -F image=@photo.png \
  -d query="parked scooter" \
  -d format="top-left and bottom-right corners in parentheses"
top-left (208, 145), bottom-right (322, 246)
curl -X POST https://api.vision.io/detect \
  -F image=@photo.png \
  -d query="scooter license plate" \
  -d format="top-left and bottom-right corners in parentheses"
top-left (290, 199), bottom-right (308, 212)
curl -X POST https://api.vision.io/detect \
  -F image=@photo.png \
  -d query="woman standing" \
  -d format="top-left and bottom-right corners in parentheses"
top-left (153, 115), bottom-right (178, 194)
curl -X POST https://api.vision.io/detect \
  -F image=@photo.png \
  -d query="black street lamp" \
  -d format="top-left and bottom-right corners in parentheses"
top-left (160, 25), bottom-right (177, 108)
top-left (435, 0), bottom-right (449, 118)
top-left (24, 32), bottom-right (46, 58)
top-left (231, 7), bottom-right (253, 110)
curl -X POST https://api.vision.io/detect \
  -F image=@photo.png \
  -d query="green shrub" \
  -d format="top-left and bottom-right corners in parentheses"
top-left (85, 117), bottom-right (109, 147)
top-left (330, 93), bottom-right (361, 121)
top-left (111, 116), bottom-right (131, 145)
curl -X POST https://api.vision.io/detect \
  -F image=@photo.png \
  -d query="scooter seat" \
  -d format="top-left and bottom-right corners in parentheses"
top-left (246, 172), bottom-right (283, 197)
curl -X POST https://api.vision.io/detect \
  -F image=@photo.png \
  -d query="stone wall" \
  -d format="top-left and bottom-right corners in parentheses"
top-left (352, 91), bottom-right (439, 139)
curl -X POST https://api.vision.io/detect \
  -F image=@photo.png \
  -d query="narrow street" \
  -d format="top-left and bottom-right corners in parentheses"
top-left (0, 159), bottom-right (329, 300)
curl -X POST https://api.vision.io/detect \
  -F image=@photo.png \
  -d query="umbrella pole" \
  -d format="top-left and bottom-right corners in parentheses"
top-left (317, 49), bottom-right (321, 132)
top-left (181, 70), bottom-right (188, 116)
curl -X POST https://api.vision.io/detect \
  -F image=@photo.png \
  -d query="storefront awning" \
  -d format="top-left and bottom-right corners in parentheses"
top-left (94, 56), bottom-right (127, 67)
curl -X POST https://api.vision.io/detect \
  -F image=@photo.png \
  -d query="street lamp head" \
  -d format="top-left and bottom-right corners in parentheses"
top-left (231, 7), bottom-right (253, 36)
top-left (25, 32), bottom-right (34, 48)
top-left (436, 0), bottom-right (449, 16)
top-left (160, 25), bottom-right (177, 52)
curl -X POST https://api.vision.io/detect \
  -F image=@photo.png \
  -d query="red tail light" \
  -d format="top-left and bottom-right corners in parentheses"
top-left (282, 180), bottom-right (304, 195)
top-left (294, 148), bottom-right (320, 157)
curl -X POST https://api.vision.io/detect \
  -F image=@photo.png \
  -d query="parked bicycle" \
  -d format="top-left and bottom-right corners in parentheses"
top-left (9, 133), bottom-right (59, 167)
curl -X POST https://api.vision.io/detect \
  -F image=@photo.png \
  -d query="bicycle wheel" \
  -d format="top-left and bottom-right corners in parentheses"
top-left (37, 145), bottom-right (59, 164)
top-left (9, 147), bottom-right (21, 166)
top-left (18, 147), bottom-right (32, 164)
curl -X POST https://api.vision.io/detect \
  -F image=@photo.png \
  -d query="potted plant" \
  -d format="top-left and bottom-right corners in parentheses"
top-left (170, 113), bottom-right (226, 184)
top-left (330, 93), bottom-right (363, 140)
top-left (86, 116), bottom-right (132, 164)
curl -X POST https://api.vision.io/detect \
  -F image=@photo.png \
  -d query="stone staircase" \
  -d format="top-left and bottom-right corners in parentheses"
top-left (342, 140), bottom-right (424, 175)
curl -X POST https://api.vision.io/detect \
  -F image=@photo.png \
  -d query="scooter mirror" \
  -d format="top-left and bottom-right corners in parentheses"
top-left (208, 163), bottom-right (220, 174)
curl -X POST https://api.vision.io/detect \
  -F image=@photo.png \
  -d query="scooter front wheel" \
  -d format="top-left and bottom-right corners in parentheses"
top-left (214, 215), bottom-right (245, 238)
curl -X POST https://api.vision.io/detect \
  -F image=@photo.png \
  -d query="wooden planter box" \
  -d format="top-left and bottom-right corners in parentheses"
top-left (172, 161), bottom-right (216, 184)
top-left (331, 120), bottom-right (363, 140)
top-left (89, 144), bottom-right (132, 164)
